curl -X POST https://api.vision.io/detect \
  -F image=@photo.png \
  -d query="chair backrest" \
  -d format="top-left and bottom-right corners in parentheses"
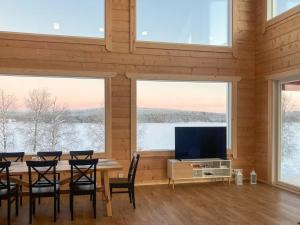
top-left (37, 151), bottom-right (62, 161)
top-left (0, 152), bottom-right (25, 162)
top-left (26, 160), bottom-right (58, 191)
top-left (0, 161), bottom-right (11, 191)
top-left (69, 159), bottom-right (98, 187)
top-left (69, 150), bottom-right (94, 160)
top-left (128, 153), bottom-right (140, 184)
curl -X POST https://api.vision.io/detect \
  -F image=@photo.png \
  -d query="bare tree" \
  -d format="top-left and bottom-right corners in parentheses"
top-left (281, 92), bottom-right (297, 161)
top-left (25, 89), bottom-right (51, 152)
top-left (87, 119), bottom-right (105, 151)
top-left (0, 90), bottom-right (15, 151)
top-left (46, 98), bottom-right (67, 151)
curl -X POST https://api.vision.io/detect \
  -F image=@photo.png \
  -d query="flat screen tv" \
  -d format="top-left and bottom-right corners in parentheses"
top-left (175, 127), bottom-right (227, 160)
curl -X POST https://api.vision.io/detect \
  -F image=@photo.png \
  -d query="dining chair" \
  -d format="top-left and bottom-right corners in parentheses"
top-left (69, 150), bottom-right (94, 160)
top-left (26, 160), bottom-right (60, 224)
top-left (0, 161), bottom-right (19, 225)
top-left (36, 151), bottom-right (62, 204)
top-left (69, 150), bottom-right (95, 201)
top-left (0, 152), bottom-right (25, 205)
top-left (69, 158), bottom-right (98, 220)
top-left (37, 151), bottom-right (62, 161)
top-left (109, 153), bottom-right (140, 208)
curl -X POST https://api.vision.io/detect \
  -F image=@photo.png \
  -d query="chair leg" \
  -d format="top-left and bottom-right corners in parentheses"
top-left (38, 197), bottom-right (41, 204)
top-left (29, 198), bottom-right (32, 224)
top-left (7, 197), bottom-right (11, 225)
top-left (70, 195), bottom-right (74, 221)
top-left (93, 193), bottom-right (96, 219)
top-left (57, 192), bottom-right (60, 213)
top-left (16, 191), bottom-right (19, 216)
top-left (32, 198), bottom-right (36, 215)
top-left (132, 187), bottom-right (136, 209)
top-left (54, 197), bottom-right (57, 222)
top-left (20, 175), bottom-right (23, 206)
top-left (110, 187), bottom-right (113, 198)
top-left (128, 188), bottom-right (132, 203)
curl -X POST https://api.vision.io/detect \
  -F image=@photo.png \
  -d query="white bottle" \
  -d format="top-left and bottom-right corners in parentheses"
top-left (250, 170), bottom-right (257, 184)
top-left (235, 170), bottom-right (243, 186)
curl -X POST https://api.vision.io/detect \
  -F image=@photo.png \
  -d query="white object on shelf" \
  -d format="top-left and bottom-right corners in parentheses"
top-left (250, 170), bottom-right (257, 184)
top-left (235, 170), bottom-right (243, 185)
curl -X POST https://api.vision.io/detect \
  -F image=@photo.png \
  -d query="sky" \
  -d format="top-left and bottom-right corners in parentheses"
top-left (0, 0), bottom-right (229, 46)
top-left (275, 0), bottom-right (300, 16)
top-left (137, 81), bottom-right (228, 113)
top-left (0, 0), bottom-right (105, 38)
top-left (0, 75), bottom-right (105, 110)
top-left (137, 0), bottom-right (230, 46)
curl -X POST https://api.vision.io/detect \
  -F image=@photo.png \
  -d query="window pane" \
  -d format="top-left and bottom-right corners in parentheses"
top-left (0, 75), bottom-right (105, 153)
top-left (271, 0), bottom-right (300, 18)
top-left (137, 81), bottom-right (229, 151)
top-left (279, 81), bottom-right (300, 187)
top-left (137, 0), bottom-right (231, 46)
top-left (0, 0), bottom-right (105, 38)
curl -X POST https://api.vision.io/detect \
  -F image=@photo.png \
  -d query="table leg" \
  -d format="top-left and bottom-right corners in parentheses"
top-left (102, 171), bottom-right (112, 217)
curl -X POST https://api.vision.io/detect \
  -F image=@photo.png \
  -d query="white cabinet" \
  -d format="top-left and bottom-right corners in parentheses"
top-left (167, 159), bottom-right (231, 189)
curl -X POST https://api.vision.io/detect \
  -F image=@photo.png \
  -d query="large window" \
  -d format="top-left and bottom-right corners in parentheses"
top-left (136, 80), bottom-right (231, 151)
top-left (278, 80), bottom-right (300, 187)
top-left (0, 0), bottom-right (105, 38)
top-left (136, 0), bottom-right (231, 46)
top-left (0, 75), bottom-right (105, 153)
top-left (268, 0), bottom-right (300, 19)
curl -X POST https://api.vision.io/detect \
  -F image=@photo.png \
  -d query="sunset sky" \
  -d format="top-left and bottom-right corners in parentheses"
top-left (137, 81), bottom-right (228, 113)
top-left (0, 75), bottom-right (105, 110)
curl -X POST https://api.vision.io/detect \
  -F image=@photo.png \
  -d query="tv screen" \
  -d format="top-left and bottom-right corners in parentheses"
top-left (175, 127), bottom-right (227, 160)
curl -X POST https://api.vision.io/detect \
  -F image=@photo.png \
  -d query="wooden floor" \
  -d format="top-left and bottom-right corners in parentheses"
top-left (1, 183), bottom-right (300, 225)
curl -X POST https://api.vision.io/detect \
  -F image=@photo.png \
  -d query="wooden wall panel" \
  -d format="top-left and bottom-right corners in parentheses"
top-left (255, 1), bottom-right (300, 182)
top-left (0, 0), bottom-right (256, 184)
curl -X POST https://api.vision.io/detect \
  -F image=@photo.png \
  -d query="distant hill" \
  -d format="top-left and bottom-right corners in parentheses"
top-left (8, 108), bottom-right (228, 123)
top-left (137, 108), bottom-right (226, 123)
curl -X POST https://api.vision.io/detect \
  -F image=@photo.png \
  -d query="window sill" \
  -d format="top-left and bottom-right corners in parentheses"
top-left (0, 31), bottom-right (105, 45)
top-left (266, 4), bottom-right (300, 29)
top-left (137, 150), bottom-right (175, 158)
top-left (134, 41), bottom-right (232, 53)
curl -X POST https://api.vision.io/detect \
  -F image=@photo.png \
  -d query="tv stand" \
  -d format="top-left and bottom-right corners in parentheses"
top-left (167, 159), bottom-right (231, 189)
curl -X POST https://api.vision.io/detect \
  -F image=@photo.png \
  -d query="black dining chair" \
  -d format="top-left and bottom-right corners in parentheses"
top-left (36, 151), bottom-right (62, 204)
top-left (69, 150), bottom-right (94, 160)
top-left (109, 153), bottom-right (140, 208)
top-left (37, 151), bottom-right (62, 161)
top-left (69, 158), bottom-right (98, 220)
top-left (26, 160), bottom-right (60, 224)
top-left (0, 152), bottom-right (25, 205)
top-left (0, 161), bottom-right (19, 225)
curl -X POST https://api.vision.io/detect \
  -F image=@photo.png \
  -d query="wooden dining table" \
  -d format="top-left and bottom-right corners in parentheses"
top-left (2, 159), bottom-right (123, 217)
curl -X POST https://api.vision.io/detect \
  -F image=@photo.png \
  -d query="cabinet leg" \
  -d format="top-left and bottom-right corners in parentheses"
top-left (172, 180), bottom-right (175, 190)
top-left (168, 178), bottom-right (171, 187)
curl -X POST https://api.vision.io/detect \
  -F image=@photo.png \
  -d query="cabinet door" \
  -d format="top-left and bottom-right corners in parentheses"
top-left (173, 163), bottom-right (192, 179)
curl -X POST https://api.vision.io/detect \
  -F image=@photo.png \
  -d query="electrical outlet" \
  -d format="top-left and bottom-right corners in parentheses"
top-left (118, 172), bottom-right (124, 178)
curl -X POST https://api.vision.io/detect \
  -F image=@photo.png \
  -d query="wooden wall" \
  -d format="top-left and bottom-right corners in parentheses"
top-left (0, 0), bottom-right (256, 184)
top-left (255, 2), bottom-right (300, 182)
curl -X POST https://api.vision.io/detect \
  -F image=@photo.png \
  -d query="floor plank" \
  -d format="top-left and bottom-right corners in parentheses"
top-left (1, 183), bottom-right (300, 225)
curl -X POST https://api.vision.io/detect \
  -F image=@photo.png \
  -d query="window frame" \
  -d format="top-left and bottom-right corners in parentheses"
top-left (130, 0), bottom-right (237, 54)
top-left (127, 73), bottom-right (240, 159)
top-left (266, 68), bottom-right (300, 192)
top-left (275, 76), bottom-right (300, 192)
top-left (264, 0), bottom-right (300, 29)
top-left (0, 68), bottom-right (116, 158)
top-left (0, 0), bottom-right (112, 50)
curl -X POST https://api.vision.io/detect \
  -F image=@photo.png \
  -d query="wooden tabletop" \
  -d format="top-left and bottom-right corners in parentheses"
top-left (8, 159), bottom-right (123, 175)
